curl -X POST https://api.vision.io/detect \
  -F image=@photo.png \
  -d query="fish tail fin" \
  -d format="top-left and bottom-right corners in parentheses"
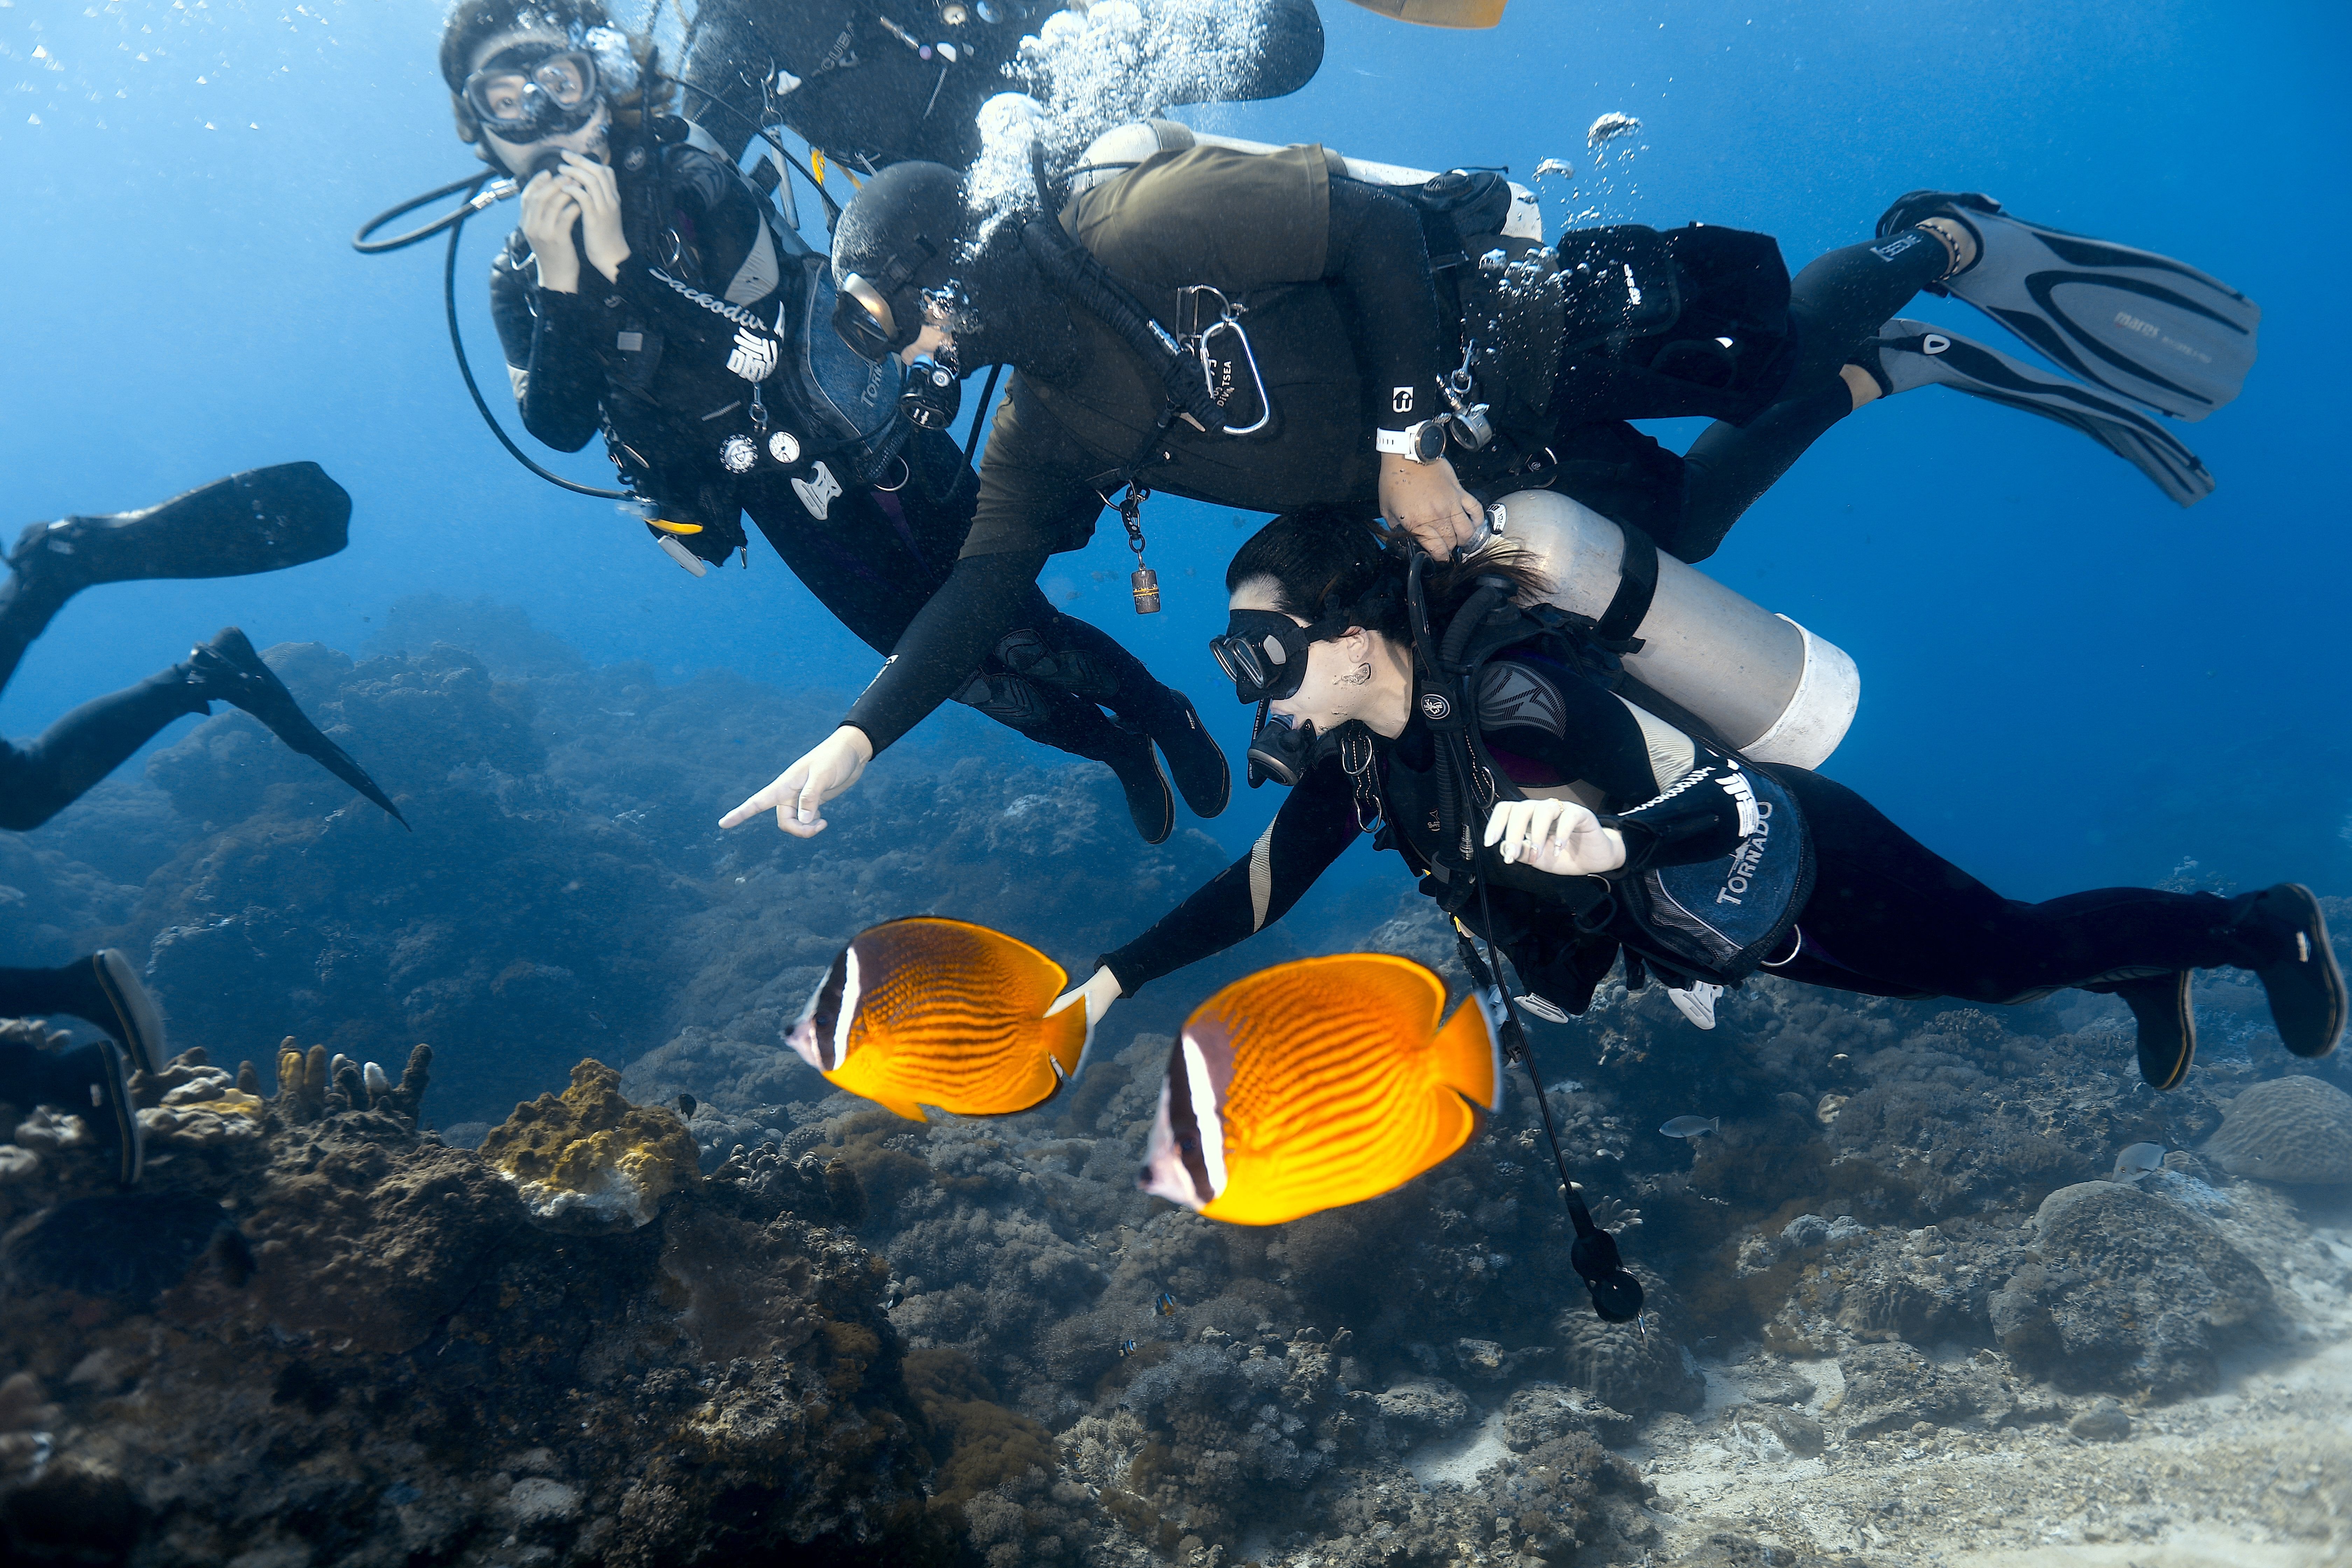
top-left (878, 1095), bottom-right (929, 1123)
top-left (1041, 986), bottom-right (1094, 1084)
top-left (1431, 993), bottom-right (1504, 1113)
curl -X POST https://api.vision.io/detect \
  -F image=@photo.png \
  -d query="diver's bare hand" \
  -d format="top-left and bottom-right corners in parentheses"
top-left (721, 726), bottom-right (874, 838)
top-left (519, 172), bottom-right (583, 294)
top-left (1378, 453), bottom-right (1483, 556)
top-left (1047, 964), bottom-right (1124, 1034)
top-left (1483, 798), bottom-right (1626, 876)
top-left (555, 152), bottom-right (630, 284)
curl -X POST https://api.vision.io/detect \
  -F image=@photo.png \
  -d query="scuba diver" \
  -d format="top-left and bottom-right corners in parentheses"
top-left (724, 131), bottom-right (2251, 835)
top-left (1051, 512), bottom-right (2343, 1100)
top-left (1, 461), bottom-right (400, 1188)
top-left (436, 0), bottom-right (1229, 842)
top-left (679, 0), bottom-right (1328, 173)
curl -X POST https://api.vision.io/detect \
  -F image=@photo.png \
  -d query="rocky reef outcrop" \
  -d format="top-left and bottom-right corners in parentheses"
top-left (8, 602), bottom-right (2350, 1566)
top-left (0, 1042), bottom-right (947, 1567)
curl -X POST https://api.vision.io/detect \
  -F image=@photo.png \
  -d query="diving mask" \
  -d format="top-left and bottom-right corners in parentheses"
top-left (1209, 609), bottom-right (1356, 705)
top-left (464, 44), bottom-right (602, 142)
top-left (832, 273), bottom-right (906, 364)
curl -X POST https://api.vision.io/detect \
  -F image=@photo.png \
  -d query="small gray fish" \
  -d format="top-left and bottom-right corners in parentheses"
top-left (1659, 1116), bottom-right (1720, 1139)
top-left (1587, 112), bottom-right (1642, 149)
top-left (2113, 1141), bottom-right (2165, 1175)
top-left (1532, 157), bottom-right (1575, 179)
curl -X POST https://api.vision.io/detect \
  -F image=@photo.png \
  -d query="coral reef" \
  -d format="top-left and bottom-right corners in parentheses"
top-left (8, 606), bottom-right (2349, 1566)
top-left (0, 1043), bottom-right (946, 1567)
top-left (480, 1059), bottom-right (702, 1228)
top-left (2204, 1072), bottom-right (2352, 1183)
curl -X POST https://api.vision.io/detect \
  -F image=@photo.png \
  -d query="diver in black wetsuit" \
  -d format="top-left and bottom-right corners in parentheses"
top-left (730, 138), bottom-right (2238, 836)
top-left (1050, 513), bottom-right (2344, 1092)
top-left (678, 0), bottom-right (1327, 172)
top-left (440, 0), bottom-right (1229, 842)
top-left (0, 462), bottom-right (400, 1188)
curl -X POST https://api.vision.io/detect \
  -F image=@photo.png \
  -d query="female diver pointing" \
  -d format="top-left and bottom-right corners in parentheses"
top-left (1053, 513), bottom-right (2341, 1092)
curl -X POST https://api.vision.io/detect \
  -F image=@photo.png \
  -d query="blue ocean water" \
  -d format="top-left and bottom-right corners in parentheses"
top-left (4, 0), bottom-right (2346, 905)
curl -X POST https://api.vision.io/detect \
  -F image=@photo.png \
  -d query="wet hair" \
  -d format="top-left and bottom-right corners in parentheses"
top-left (437, 0), bottom-right (666, 144)
top-left (1225, 509), bottom-right (1553, 643)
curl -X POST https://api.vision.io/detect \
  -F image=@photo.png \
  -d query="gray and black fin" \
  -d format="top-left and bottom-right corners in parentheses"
top-left (1864, 319), bottom-right (2215, 506)
top-left (1877, 191), bottom-right (2258, 421)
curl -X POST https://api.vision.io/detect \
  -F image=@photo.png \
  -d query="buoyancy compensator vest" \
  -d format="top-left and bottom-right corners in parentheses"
top-left (1390, 556), bottom-right (1813, 1006)
top-left (591, 116), bottom-right (952, 570)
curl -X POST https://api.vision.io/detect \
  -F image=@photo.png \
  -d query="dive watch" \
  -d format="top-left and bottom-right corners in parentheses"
top-left (1376, 416), bottom-right (1452, 463)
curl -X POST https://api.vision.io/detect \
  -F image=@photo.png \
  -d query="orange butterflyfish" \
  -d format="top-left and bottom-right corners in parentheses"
top-left (787, 917), bottom-right (1090, 1122)
top-left (1139, 954), bottom-right (1503, 1225)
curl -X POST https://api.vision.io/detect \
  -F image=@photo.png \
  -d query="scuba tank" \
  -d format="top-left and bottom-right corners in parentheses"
top-left (1071, 119), bottom-right (1543, 238)
top-left (1488, 489), bottom-right (1860, 769)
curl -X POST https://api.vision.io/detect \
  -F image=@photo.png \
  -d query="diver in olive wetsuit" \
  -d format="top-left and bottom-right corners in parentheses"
top-left (440, 0), bottom-right (1230, 841)
top-left (727, 135), bottom-right (2243, 836)
top-left (0, 462), bottom-right (402, 1186)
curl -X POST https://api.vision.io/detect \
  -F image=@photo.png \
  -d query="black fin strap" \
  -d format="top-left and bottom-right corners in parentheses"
top-left (1593, 522), bottom-right (1659, 651)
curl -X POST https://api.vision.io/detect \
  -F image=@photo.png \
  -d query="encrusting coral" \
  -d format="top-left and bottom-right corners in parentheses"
top-left (480, 1057), bottom-right (702, 1228)
top-left (0, 1039), bottom-right (950, 1568)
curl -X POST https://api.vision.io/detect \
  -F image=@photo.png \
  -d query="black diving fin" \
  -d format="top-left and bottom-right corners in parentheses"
top-left (11, 462), bottom-right (352, 595)
top-left (187, 627), bottom-right (408, 828)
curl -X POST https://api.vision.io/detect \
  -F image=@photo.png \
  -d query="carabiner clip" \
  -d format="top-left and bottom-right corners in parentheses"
top-left (1180, 286), bottom-right (1272, 437)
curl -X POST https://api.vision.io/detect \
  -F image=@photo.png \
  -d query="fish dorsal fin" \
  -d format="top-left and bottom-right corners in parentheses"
top-left (877, 1095), bottom-right (930, 1123)
top-left (1430, 993), bottom-right (1504, 1113)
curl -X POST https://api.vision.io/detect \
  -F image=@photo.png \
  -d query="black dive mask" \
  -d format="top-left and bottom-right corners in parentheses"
top-left (832, 272), bottom-right (911, 363)
top-left (464, 44), bottom-right (603, 143)
top-left (1210, 609), bottom-right (1356, 705)
top-left (1246, 707), bottom-right (1356, 789)
top-left (898, 348), bottom-right (962, 432)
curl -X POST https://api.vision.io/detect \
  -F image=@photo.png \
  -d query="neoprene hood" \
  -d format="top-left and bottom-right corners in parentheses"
top-left (830, 162), bottom-right (971, 360)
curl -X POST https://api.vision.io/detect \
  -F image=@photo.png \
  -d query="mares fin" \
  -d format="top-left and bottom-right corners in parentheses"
top-left (1876, 192), bottom-right (2258, 421)
top-left (1862, 320), bottom-right (2216, 507)
top-left (186, 627), bottom-right (409, 828)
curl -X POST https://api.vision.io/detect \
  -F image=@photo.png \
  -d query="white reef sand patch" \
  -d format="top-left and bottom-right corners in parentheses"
top-left (1404, 1407), bottom-right (1513, 1490)
top-left (1633, 1198), bottom-right (2352, 1564)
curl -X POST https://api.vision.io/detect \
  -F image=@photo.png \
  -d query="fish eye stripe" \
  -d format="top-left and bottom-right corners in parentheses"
top-left (831, 944), bottom-right (863, 1070)
top-left (1167, 1033), bottom-right (1220, 1203)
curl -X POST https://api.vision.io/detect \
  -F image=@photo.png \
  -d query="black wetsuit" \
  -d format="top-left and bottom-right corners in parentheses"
top-left (0, 565), bottom-right (205, 833)
top-left (837, 148), bottom-right (1956, 757)
top-left (680, 0), bottom-right (1326, 170)
top-left (1101, 648), bottom-right (2272, 1014)
top-left (488, 115), bottom-right (1182, 756)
